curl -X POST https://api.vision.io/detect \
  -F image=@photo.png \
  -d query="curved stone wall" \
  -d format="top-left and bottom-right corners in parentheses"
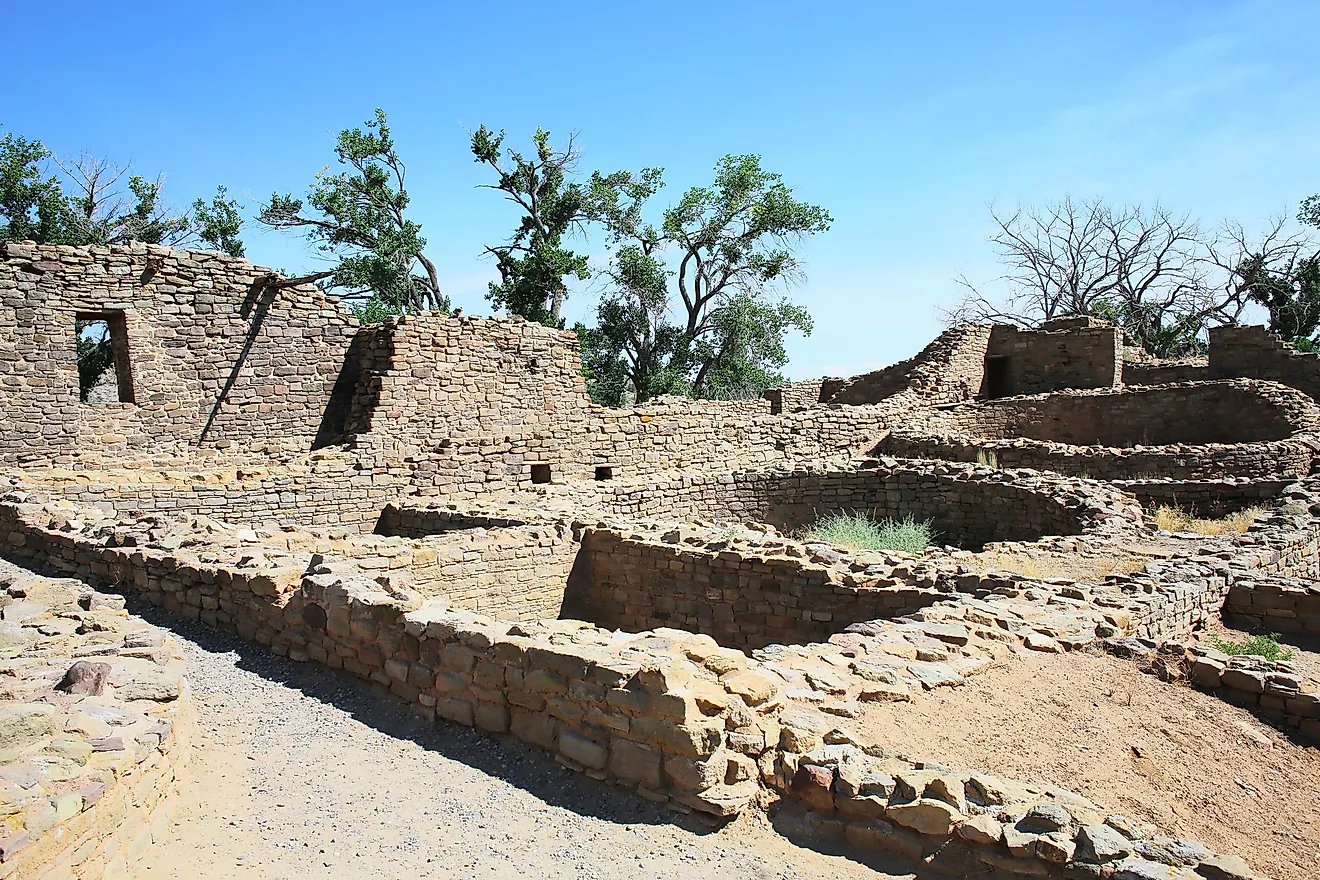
top-left (912, 380), bottom-right (1318, 446)
top-left (881, 380), bottom-right (1320, 480)
top-left (587, 460), bottom-right (1143, 549)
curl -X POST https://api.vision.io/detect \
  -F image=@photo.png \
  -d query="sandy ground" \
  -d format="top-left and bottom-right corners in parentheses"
top-left (134, 612), bottom-right (909, 880)
top-left (851, 648), bottom-right (1320, 880)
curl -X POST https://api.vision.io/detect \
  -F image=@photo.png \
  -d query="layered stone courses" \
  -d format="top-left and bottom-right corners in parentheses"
top-left (0, 561), bottom-right (193, 879)
top-left (9, 242), bottom-right (1320, 877)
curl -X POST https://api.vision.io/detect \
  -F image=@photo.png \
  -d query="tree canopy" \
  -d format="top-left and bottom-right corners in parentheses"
top-left (581, 154), bottom-right (829, 404)
top-left (0, 128), bottom-right (241, 253)
top-left (471, 126), bottom-right (594, 327)
top-left (258, 109), bottom-right (445, 315)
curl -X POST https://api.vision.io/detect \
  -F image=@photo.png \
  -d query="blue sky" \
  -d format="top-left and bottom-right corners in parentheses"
top-left (5, 0), bottom-right (1318, 378)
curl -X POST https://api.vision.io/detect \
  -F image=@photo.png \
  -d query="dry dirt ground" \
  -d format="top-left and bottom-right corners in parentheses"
top-left (132, 611), bottom-right (910, 880)
top-left (851, 645), bottom-right (1320, 880)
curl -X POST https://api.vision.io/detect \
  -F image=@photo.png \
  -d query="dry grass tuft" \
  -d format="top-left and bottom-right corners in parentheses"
top-left (1153, 505), bottom-right (1264, 536)
top-left (974, 551), bottom-right (1148, 583)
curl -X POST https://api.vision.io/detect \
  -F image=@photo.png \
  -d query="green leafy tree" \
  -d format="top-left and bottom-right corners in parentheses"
top-left (258, 109), bottom-right (445, 313)
top-left (1205, 217), bottom-right (1320, 347)
top-left (584, 155), bottom-right (829, 405)
top-left (472, 126), bottom-right (641, 327)
top-left (1300, 194), bottom-right (1320, 229)
top-left (190, 185), bottom-right (245, 257)
top-left (0, 128), bottom-right (243, 253)
top-left (0, 132), bottom-right (74, 244)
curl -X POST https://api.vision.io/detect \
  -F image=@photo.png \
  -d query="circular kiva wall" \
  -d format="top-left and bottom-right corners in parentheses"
top-left (590, 460), bottom-right (1142, 550)
top-left (879, 379), bottom-right (1320, 480)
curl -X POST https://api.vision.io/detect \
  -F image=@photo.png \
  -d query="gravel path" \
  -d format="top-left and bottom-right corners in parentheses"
top-left (134, 609), bottom-right (905, 880)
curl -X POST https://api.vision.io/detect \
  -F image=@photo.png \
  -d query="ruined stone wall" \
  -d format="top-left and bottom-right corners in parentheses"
top-left (571, 528), bottom-right (944, 650)
top-left (1121, 359), bottom-right (1209, 385)
top-left (910, 380), bottom-right (1317, 446)
top-left (0, 242), bottom-right (359, 463)
top-left (22, 456), bottom-right (397, 529)
top-left (1224, 576), bottom-right (1320, 640)
top-left (587, 463), bottom-right (1135, 548)
top-left (820, 325), bottom-right (990, 406)
top-left (1112, 478), bottom-right (1291, 517)
top-left (350, 314), bottom-right (593, 446)
top-left (1210, 324), bottom-right (1320, 401)
top-left (376, 522), bottom-right (580, 622)
top-left (983, 320), bottom-right (1121, 397)
top-left (762, 378), bottom-right (828, 414)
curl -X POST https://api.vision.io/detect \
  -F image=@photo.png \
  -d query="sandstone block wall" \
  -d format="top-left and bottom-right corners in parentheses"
top-left (1113, 478), bottom-right (1291, 517)
top-left (818, 325), bottom-right (990, 407)
top-left (571, 529), bottom-right (944, 650)
top-left (879, 432), bottom-right (1316, 481)
top-left (1210, 324), bottom-right (1320, 401)
top-left (1121, 359), bottom-right (1209, 385)
top-left (1224, 576), bottom-right (1320, 639)
top-left (982, 319), bottom-right (1121, 397)
top-left (909, 380), bottom-right (1318, 447)
top-left (587, 462), bottom-right (1135, 549)
top-left (0, 242), bottom-right (359, 463)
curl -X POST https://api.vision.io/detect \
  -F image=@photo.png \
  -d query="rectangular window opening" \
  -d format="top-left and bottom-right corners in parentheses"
top-left (594, 466), bottom-right (614, 481)
top-left (75, 312), bottom-right (134, 404)
top-left (530, 463), bottom-right (552, 484)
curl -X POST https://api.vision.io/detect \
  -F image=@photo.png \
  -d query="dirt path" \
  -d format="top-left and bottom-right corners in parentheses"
top-left (135, 613), bottom-right (905, 880)
top-left (850, 649), bottom-right (1320, 880)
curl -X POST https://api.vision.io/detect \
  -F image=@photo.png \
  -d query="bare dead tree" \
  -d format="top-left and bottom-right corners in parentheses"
top-left (52, 152), bottom-right (191, 247)
top-left (947, 198), bottom-right (1225, 356)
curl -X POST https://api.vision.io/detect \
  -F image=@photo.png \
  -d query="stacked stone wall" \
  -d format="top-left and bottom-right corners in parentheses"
top-left (572, 529), bottom-right (944, 650)
top-left (820, 325), bottom-right (990, 406)
top-left (1210, 324), bottom-right (1320, 400)
top-left (983, 320), bottom-right (1121, 396)
top-left (588, 462), bottom-right (1136, 549)
top-left (1121, 359), bottom-right (1209, 385)
top-left (1113, 478), bottom-right (1291, 517)
top-left (0, 242), bottom-right (359, 463)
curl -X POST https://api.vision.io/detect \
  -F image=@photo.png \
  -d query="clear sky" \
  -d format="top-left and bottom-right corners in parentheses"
top-left (5, 0), bottom-right (1318, 378)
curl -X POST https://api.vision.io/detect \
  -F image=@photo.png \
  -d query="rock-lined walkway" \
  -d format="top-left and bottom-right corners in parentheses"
top-left (133, 610), bottom-right (901, 880)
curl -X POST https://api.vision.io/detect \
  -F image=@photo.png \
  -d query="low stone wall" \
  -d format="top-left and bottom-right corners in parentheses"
top-left (0, 564), bottom-right (194, 880)
top-left (585, 461), bottom-right (1142, 550)
top-left (1224, 576), bottom-right (1320, 639)
top-left (1185, 641), bottom-right (1320, 741)
top-left (17, 454), bottom-right (399, 530)
top-left (1111, 478), bottom-right (1291, 517)
top-left (0, 485), bottom-right (1276, 879)
top-left (909, 380), bottom-right (1320, 446)
top-left (880, 432), bottom-right (1316, 480)
top-left (571, 528), bottom-right (945, 650)
top-left (1121, 359), bottom-right (1209, 385)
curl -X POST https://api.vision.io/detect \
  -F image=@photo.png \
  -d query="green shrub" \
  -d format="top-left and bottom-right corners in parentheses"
top-left (1210, 633), bottom-right (1294, 662)
top-left (802, 511), bottom-right (933, 553)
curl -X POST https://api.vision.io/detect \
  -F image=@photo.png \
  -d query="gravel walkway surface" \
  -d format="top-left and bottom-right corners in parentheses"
top-left (133, 609), bottom-right (904, 880)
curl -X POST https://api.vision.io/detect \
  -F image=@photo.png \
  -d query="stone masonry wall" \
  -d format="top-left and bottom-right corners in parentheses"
top-left (1210, 324), bottom-right (1320, 401)
top-left (983, 319), bottom-right (1121, 397)
top-left (821, 325), bottom-right (990, 406)
top-left (586, 462), bottom-right (1137, 549)
top-left (908, 380), bottom-right (1318, 446)
top-left (0, 242), bottom-right (359, 463)
top-left (571, 528), bottom-right (945, 650)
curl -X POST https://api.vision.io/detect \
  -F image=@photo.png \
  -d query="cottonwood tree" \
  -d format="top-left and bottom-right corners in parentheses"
top-left (0, 129), bottom-right (242, 253)
top-left (949, 198), bottom-right (1235, 357)
top-left (582, 154), bottom-right (829, 404)
top-left (472, 126), bottom-right (607, 327)
top-left (259, 109), bottom-right (445, 314)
